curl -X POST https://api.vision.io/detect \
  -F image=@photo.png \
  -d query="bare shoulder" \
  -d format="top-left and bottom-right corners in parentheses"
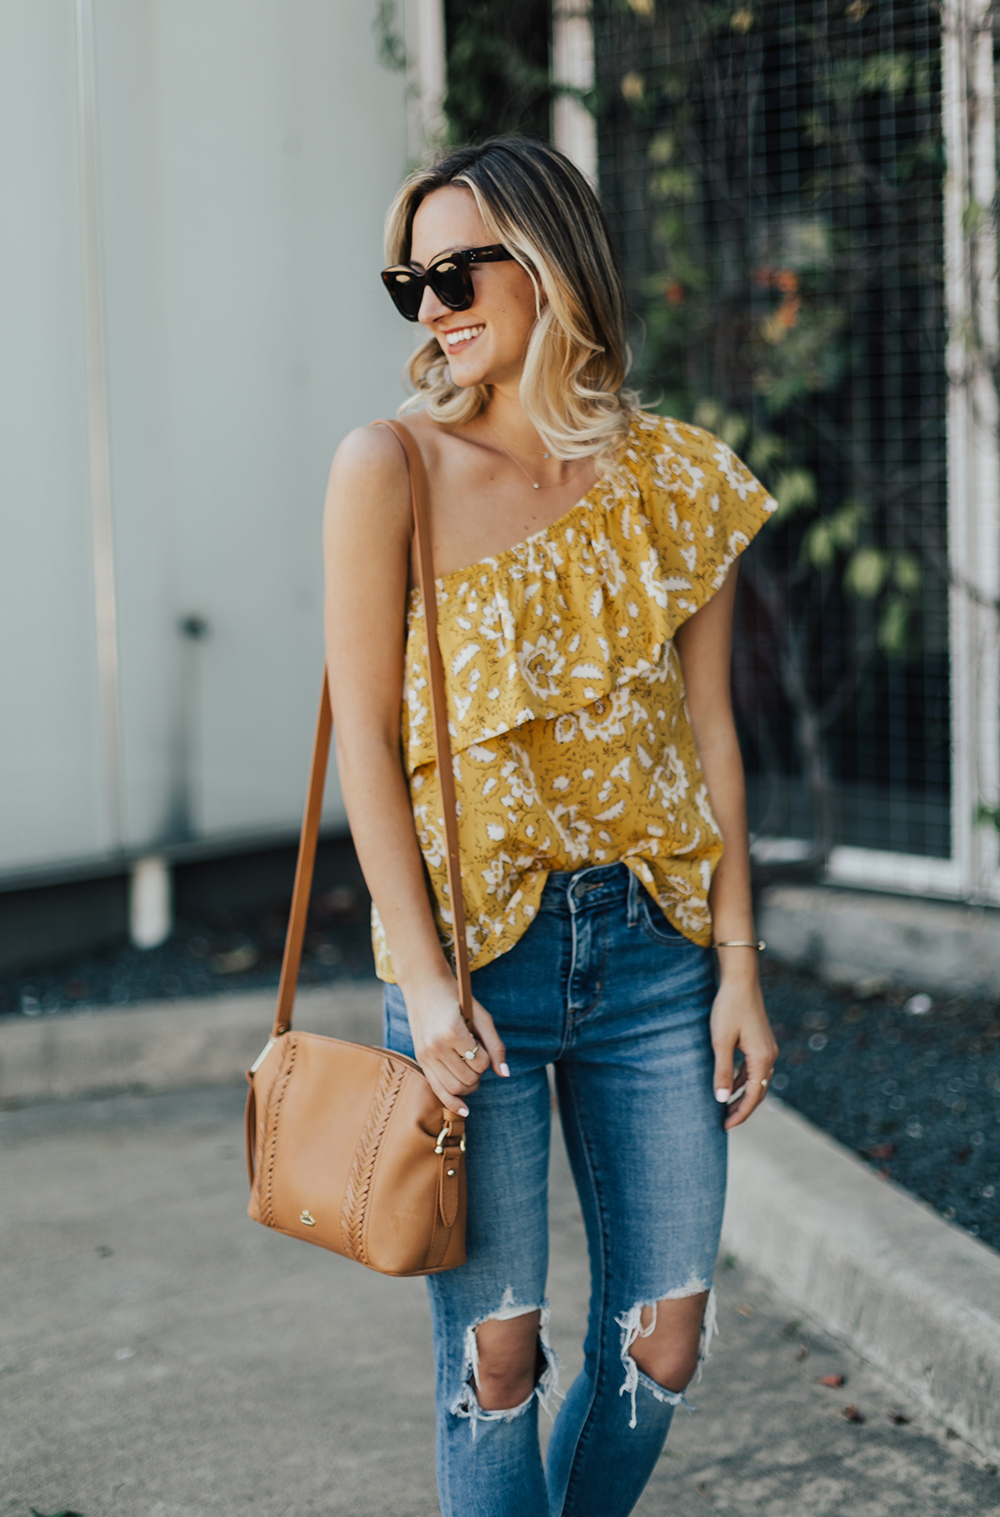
top-left (325, 422), bottom-right (414, 536)
top-left (328, 422), bottom-right (409, 491)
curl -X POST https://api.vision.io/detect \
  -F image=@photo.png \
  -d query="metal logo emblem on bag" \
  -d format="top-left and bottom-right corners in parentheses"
top-left (299, 1209), bottom-right (316, 1226)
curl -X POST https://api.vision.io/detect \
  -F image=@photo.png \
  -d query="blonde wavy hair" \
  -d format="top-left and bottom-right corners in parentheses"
top-left (384, 137), bottom-right (638, 464)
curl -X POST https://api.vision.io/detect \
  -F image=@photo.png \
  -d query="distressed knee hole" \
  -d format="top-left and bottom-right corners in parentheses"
top-left (617, 1276), bottom-right (718, 1429)
top-left (450, 1287), bottom-right (560, 1436)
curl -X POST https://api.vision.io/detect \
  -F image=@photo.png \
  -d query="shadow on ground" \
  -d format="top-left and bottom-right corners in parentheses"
top-left (2, 1083), bottom-right (999, 1514)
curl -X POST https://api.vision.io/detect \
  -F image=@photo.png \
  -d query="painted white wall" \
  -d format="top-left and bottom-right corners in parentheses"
top-left (0, 4), bottom-right (105, 869)
top-left (0, 1), bottom-right (415, 879)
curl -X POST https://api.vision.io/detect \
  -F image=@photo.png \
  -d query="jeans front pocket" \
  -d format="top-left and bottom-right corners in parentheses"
top-left (637, 891), bottom-right (693, 948)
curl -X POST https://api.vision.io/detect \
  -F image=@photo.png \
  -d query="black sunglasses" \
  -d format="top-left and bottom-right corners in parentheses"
top-left (381, 244), bottom-right (513, 321)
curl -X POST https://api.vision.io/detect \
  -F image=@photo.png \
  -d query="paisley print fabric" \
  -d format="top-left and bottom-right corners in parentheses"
top-left (372, 412), bottom-right (777, 982)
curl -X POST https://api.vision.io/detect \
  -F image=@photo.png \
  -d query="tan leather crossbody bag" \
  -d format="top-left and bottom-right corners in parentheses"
top-left (245, 419), bottom-right (473, 1276)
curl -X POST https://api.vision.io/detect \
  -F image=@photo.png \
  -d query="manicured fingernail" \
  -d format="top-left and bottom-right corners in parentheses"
top-left (500, 1062), bottom-right (510, 1078)
top-left (715, 1088), bottom-right (731, 1103)
top-left (459, 1106), bottom-right (469, 1117)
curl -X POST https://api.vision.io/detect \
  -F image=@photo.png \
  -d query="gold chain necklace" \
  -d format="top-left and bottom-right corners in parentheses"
top-left (484, 418), bottom-right (567, 491)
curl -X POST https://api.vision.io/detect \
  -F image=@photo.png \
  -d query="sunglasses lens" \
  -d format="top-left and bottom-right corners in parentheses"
top-left (382, 269), bottom-right (423, 321)
top-left (429, 258), bottom-right (473, 311)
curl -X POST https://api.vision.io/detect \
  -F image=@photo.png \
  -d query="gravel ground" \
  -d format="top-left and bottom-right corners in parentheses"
top-left (0, 885), bottom-right (375, 1018)
top-left (2, 893), bottom-right (998, 1252)
top-left (760, 956), bottom-right (1000, 1251)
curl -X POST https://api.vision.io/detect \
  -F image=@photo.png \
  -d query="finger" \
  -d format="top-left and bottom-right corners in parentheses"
top-left (423, 1021), bottom-right (486, 1089)
top-left (724, 1050), bottom-right (773, 1130)
top-left (471, 1000), bottom-right (509, 1077)
top-left (712, 1034), bottom-right (736, 1107)
top-left (439, 1049), bottom-right (482, 1090)
top-left (453, 1029), bottom-right (491, 1075)
top-left (422, 1061), bottom-right (471, 1117)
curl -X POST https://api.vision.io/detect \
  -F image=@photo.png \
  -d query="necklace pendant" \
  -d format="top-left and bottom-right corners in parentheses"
top-left (533, 481), bottom-right (540, 489)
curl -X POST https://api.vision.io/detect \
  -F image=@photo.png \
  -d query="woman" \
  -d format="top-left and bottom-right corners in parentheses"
top-left (323, 137), bottom-right (778, 1517)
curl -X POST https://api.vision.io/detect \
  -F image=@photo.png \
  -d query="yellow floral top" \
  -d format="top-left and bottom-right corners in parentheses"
top-left (373, 412), bottom-right (776, 982)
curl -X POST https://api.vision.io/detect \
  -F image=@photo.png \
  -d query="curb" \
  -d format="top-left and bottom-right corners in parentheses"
top-left (722, 1099), bottom-right (1000, 1462)
top-left (0, 983), bottom-right (383, 1104)
top-left (3, 986), bottom-right (998, 1461)
top-left (758, 883), bottom-right (1000, 999)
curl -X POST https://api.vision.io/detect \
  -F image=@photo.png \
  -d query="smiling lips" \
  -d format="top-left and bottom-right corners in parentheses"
top-left (443, 323), bottom-right (485, 351)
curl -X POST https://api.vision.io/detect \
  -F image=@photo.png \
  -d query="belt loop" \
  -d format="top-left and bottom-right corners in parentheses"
top-left (626, 865), bottom-right (640, 928)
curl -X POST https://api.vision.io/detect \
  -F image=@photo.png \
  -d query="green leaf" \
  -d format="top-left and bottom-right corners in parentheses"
top-left (747, 431), bottom-right (785, 475)
top-left (649, 167), bottom-right (698, 202)
top-left (647, 131), bottom-right (675, 166)
top-left (892, 552), bottom-right (923, 593)
top-left (828, 501), bottom-right (862, 550)
top-left (962, 200), bottom-right (987, 236)
top-left (860, 52), bottom-right (912, 99)
top-left (621, 69), bottom-right (645, 105)
top-left (975, 803), bottom-right (1000, 832)
top-left (844, 546), bottom-right (889, 598)
top-left (774, 468), bottom-right (817, 521)
top-left (373, 0), bottom-right (407, 72)
top-left (802, 519), bottom-right (836, 571)
top-left (690, 399), bottom-right (747, 451)
top-left (877, 595), bottom-right (909, 657)
top-left (692, 398), bottom-right (724, 432)
top-left (719, 413), bottom-right (748, 452)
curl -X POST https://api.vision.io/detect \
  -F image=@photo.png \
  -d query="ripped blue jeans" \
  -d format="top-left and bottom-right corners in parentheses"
top-left (383, 862), bottom-right (726, 1517)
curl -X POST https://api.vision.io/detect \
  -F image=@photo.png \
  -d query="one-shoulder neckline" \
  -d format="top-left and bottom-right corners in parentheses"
top-left (407, 415), bottom-right (647, 599)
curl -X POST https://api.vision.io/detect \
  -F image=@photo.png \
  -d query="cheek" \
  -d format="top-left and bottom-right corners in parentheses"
top-left (494, 292), bottom-right (539, 352)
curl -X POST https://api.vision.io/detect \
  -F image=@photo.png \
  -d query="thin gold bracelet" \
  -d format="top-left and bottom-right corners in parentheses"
top-left (713, 939), bottom-right (766, 950)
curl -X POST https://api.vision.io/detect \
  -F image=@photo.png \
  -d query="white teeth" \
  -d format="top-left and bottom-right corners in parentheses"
top-left (445, 325), bottom-right (484, 347)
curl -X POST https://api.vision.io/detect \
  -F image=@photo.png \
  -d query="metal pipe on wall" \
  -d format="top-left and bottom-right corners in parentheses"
top-left (75, 0), bottom-right (123, 855)
top-left (942, 0), bottom-right (1000, 903)
top-left (552, 0), bottom-right (597, 185)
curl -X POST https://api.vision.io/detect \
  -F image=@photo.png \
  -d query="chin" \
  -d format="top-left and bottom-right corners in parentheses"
top-left (447, 362), bottom-right (491, 389)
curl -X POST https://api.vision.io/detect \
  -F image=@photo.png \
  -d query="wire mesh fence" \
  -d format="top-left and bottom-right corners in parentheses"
top-left (593, 0), bottom-right (950, 861)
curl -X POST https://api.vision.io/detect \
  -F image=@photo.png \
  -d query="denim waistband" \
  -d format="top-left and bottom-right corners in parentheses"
top-left (537, 860), bottom-right (633, 914)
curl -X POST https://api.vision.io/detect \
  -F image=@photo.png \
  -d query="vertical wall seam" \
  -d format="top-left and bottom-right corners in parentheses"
top-left (75, 0), bottom-right (122, 853)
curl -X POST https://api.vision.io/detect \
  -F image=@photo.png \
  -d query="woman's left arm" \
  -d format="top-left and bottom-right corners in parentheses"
top-left (673, 563), bottom-right (778, 1130)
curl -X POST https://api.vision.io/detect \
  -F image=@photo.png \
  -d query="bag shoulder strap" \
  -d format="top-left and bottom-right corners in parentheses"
top-left (271, 418), bottom-right (473, 1038)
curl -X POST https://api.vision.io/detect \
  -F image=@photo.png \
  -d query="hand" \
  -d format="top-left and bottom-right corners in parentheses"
top-left (400, 971), bottom-right (509, 1114)
top-left (709, 963), bottom-right (778, 1131)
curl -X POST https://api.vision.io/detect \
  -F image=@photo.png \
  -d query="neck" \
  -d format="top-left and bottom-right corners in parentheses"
top-left (481, 385), bottom-right (549, 459)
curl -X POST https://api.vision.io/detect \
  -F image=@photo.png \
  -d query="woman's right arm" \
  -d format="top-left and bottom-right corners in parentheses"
top-left (322, 426), bottom-right (506, 1111)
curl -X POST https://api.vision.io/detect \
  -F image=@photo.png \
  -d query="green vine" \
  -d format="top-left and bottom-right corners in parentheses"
top-left (373, 0), bottom-right (408, 74)
top-left (442, 0), bottom-right (554, 143)
top-left (593, 0), bottom-right (948, 853)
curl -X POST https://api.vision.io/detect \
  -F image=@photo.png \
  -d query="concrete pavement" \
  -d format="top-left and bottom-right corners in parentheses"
top-left (5, 981), bottom-right (1000, 1465)
top-left (3, 1082), bottom-right (999, 1516)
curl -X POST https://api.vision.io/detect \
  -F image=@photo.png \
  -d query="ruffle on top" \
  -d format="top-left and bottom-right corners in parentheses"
top-left (373, 413), bottom-right (777, 983)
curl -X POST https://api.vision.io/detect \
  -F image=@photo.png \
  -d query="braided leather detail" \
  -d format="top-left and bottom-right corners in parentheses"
top-left (260, 1039), bottom-right (298, 1228)
top-left (340, 1061), bottom-right (406, 1263)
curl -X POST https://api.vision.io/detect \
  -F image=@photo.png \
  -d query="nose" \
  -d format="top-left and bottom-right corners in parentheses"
top-left (418, 281), bottom-right (450, 326)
